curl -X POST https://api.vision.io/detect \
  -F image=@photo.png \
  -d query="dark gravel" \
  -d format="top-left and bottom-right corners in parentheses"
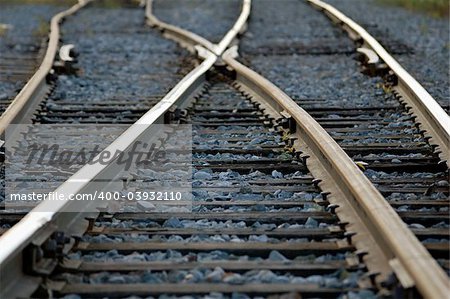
top-left (246, 54), bottom-right (387, 108)
top-left (240, 0), bottom-right (383, 108)
top-left (51, 2), bottom-right (187, 104)
top-left (153, 0), bottom-right (242, 43)
top-left (37, 0), bottom-right (193, 124)
top-left (241, 0), bottom-right (353, 56)
top-left (325, 0), bottom-right (449, 112)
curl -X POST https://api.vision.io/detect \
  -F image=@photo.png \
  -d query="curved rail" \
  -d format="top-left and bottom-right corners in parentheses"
top-left (0, 47), bottom-right (217, 299)
top-left (146, 0), bottom-right (216, 54)
top-left (0, 0), bottom-right (92, 137)
top-left (308, 0), bottom-right (450, 167)
top-left (0, 1), bottom-right (252, 296)
top-left (222, 47), bottom-right (450, 299)
top-left (0, 0), bottom-right (250, 138)
top-left (2, 1), bottom-right (448, 298)
top-left (146, 0), bottom-right (251, 56)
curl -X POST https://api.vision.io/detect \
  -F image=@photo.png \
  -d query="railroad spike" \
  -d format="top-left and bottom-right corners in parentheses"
top-left (288, 137), bottom-right (298, 146)
top-left (301, 155), bottom-right (310, 164)
top-left (85, 217), bottom-right (97, 232)
top-left (326, 203), bottom-right (339, 214)
top-left (381, 273), bottom-right (398, 289)
top-left (312, 178), bottom-right (322, 187)
top-left (45, 70), bottom-right (58, 83)
top-left (71, 235), bottom-right (82, 248)
top-left (437, 160), bottom-right (447, 165)
top-left (344, 231), bottom-right (357, 244)
top-left (355, 161), bottom-right (369, 171)
top-left (337, 221), bottom-right (350, 230)
top-left (320, 191), bottom-right (331, 200)
top-left (355, 250), bottom-right (369, 263)
top-left (365, 271), bottom-right (381, 286)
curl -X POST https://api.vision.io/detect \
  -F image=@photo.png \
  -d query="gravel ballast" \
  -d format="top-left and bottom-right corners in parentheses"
top-left (153, 0), bottom-right (242, 43)
top-left (325, 0), bottom-right (449, 113)
top-left (46, 1), bottom-right (190, 113)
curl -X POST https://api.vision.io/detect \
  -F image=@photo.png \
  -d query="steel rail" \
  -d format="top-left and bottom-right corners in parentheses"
top-left (2, 1), bottom-right (447, 298)
top-left (146, 0), bottom-right (216, 54)
top-left (222, 47), bottom-right (450, 299)
top-left (146, 0), bottom-right (251, 56)
top-left (0, 47), bottom-right (216, 299)
top-left (0, 0), bottom-right (250, 137)
top-left (308, 0), bottom-right (450, 168)
top-left (0, 0), bottom-right (92, 137)
top-left (0, 1), bottom-right (252, 296)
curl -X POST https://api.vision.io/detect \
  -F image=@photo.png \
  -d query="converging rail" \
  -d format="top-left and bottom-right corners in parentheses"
top-left (0, 0), bottom-right (448, 298)
top-left (146, 0), bottom-right (251, 56)
top-left (0, 0), bottom-right (247, 296)
top-left (0, 0), bottom-right (92, 137)
top-left (0, 48), bottom-right (217, 298)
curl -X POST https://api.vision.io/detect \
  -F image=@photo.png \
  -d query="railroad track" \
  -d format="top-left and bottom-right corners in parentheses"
top-left (0, 3), bottom-right (67, 116)
top-left (48, 72), bottom-right (367, 298)
top-left (0, 45), bottom-right (42, 115)
top-left (0, 0), bottom-right (194, 210)
top-left (0, 0), bottom-right (449, 298)
top-left (239, 0), bottom-right (450, 285)
top-left (34, 0), bottom-right (194, 125)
